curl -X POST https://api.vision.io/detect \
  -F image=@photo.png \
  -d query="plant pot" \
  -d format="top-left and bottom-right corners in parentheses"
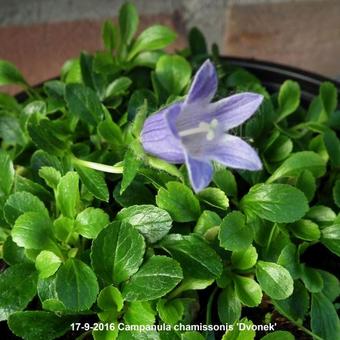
top-left (223, 56), bottom-right (340, 103)
top-left (2, 56), bottom-right (339, 340)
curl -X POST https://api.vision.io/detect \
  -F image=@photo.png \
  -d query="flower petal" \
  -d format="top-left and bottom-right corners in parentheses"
top-left (185, 153), bottom-right (213, 192)
top-left (207, 134), bottom-right (262, 170)
top-left (210, 92), bottom-right (263, 130)
top-left (141, 103), bottom-right (185, 163)
top-left (186, 59), bottom-right (217, 105)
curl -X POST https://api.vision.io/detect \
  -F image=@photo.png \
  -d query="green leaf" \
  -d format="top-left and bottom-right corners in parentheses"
top-left (75, 207), bottom-right (109, 239)
top-left (267, 151), bottom-right (326, 183)
top-left (27, 114), bottom-right (69, 156)
top-left (277, 243), bottom-right (300, 279)
top-left (0, 150), bottom-right (14, 196)
top-left (129, 25), bottom-right (177, 59)
top-left (14, 175), bottom-right (51, 203)
top-left (127, 89), bottom-right (157, 121)
top-left (56, 172), bottom-right (80, 219)
top-left (147, 156), bottom-right (184, 181)
top-left (156, 182), bottom-right (200, 222)
top-left (39, 166), bottom-right (61, 190)
top-left (130, 50), bottom-right (164, 69)
top-left (160, 234), bottom-right (222, 280)
top-left (321, 224), bottom-right (340, 256)
top-left (306, 205), bottom-right (336, 225)
top-left (300, 265), bottom-right (323, 293)
top-left (323, 129), bottom-right (340, 166)
top-left (296, 170), bottom-right (316, 202)
top-left (121, 147), bottom-right (141, 194)
top-left (318, 270), bottom-right (340, 302)
top-left (273, 281), bottom-right (309, 323)
top-left (97, 113), bottom-right (123, 144)
top-left (80, 52), bottom-right (105, 96)
top-left (91, 221), bottom-right (145, 284)
top-left (213, 168), bottom-right (238, 198)
top-left (35, 250), bottom-right (62, 279)
top-left (124, 301), bottom-right (156, 325)
top-left (181, 332), bottom-right (205, 340)
top-left (131, 102), bottom-right (148, 136)
top-left (320, 81), bottom-right (337, 116)
top-left (222, 318), bottom-right (256, 340)
top-left (118, 330), bottom-right (160, 339)
top-left (233, 275), bottom-right (262, 307)
top-left (53, 216), bottom-right (75, 243)
top-left (194, 210), bottom-right (222, 235)
top-left (197, 187), bottom-right (229, 210)
top-left (155, 55), bottom-right (191, 95)
top-left (123, 256), bottom-right (183, 301)
top-left (227, 69), bottom-right (260, 87)
top-left (2, 236), bottom-right (27, 265)
top-left (75, 164), bottom-right (109, 202)
top-left (119, 3), bottom-right (139, 45)
top-left (31, 150), bottom-right (64, 174)
top-left (256, 261), bottom-right (293, 300)
top-left (12, 212), bottom-right (58, 254)
top-left (240, 184), bottom-right (309, 223)
top-left (98, 286), bottom-right (124, 311)
top-left (0, 60), bottom-right (27, 86)
top-left (105, 77), bottom-right (132, 99)
top-left (113, 180), bottom-right (154, 207)
top-left (117, 204), bottom-right (172, 243)
top-left (55, 258), bottom-right (99, 311)
top-left (0, 263), bottom-right (38, 321)
top-left (65, 83), bottom-right (104, 125)
top-left (277, 80), bottom-right (300, 121)
top-left (260, 331), bottom-right (294, 340)
top-left (218, 286), bottom-right (241, 324)
top-left (231, 245), bottom-right (258, 270)
top-left (102, 20), bottom-right (117, 51)
top-left (333, 179), bottom-right (340, 207)
top-left (0, 114), bottom-right (26, 146)
top-left (188, 27), bottom-right (208, 55)
top-left (8, 311), bottom-right (74, 340)
top-left (264, 134), bottom-right (293, 163)
top-left (219, 211), bottom-right (254, 251)
top-left (288, 219), bottom-right (320, 241)
top-left (311, 293), bottom-right (340, 340)
top-left (157, 298), bottom-right (184, 325)
top-left (43, 80), bottom-right (65, 111)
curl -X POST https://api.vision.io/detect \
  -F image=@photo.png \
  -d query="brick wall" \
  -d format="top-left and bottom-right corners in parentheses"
top-left (1, 0), bottom-right (339, 94)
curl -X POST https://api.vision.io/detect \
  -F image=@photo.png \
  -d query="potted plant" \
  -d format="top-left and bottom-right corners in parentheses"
top-left (0, 3), bottom-right (339, 340)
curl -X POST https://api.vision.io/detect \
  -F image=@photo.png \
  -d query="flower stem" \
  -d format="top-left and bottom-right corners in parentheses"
top-left (286, 318), bottom-right (323, 340)
top-left (72, 157), bottom-right (123, 174)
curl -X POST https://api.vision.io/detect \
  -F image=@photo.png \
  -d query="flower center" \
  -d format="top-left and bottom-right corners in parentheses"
top-left (178, 119), bottom-right (218, 141)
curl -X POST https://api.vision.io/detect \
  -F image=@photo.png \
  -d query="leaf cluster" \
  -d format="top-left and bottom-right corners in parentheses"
top-left (0, 3), bottom-right (339, 340)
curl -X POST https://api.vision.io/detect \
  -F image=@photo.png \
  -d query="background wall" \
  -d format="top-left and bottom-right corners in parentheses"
top-left (1, 0), bottom-right (340, 93)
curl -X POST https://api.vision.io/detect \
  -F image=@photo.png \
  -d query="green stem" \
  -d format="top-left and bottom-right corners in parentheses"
top-left (167, 282), bottom-right (187, 300)
top-left (265, 223), bottom-right (277, 253)
top-left (205, 286), bottom-right (218, 339)
top-left (206, 286), bottom-right (218, 325)
top-left (72, 157), bottom-right (123, 174)
top-left (287, 318), bottom-right (323, 340)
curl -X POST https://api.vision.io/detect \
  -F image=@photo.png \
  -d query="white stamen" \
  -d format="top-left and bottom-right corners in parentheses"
top-left (178, 118), bottom-right (218, 141)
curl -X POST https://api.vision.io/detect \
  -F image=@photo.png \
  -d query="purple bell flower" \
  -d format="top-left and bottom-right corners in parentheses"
top-left (141, 59), bottom-right (263, 192)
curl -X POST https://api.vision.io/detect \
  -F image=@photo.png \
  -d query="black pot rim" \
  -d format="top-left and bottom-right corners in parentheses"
top-left (223, 56), bottom-right (340, 87)
top-left (222, 56), bottom-right (340, 105)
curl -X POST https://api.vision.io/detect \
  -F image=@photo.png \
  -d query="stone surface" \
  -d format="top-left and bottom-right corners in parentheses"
top-left (224, 0), bottom-right (340, 77)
